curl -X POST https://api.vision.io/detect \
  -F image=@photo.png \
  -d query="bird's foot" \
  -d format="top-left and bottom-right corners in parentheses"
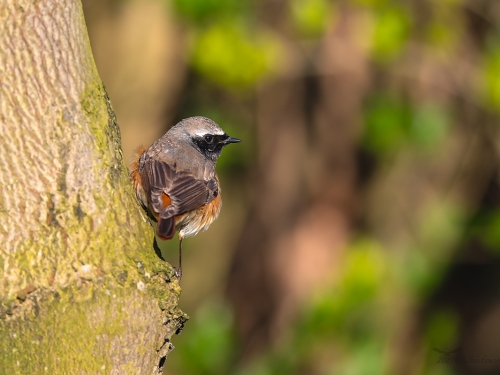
top-left (173, 267), bottom-right (182, 281)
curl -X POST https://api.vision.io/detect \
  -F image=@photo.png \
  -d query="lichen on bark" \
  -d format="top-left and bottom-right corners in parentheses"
top-left (0, 1), bottom-right (186, 373)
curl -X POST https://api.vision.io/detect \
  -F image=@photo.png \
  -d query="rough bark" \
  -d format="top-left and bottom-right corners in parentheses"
top-left (0, 1), bottom-right (186, 374)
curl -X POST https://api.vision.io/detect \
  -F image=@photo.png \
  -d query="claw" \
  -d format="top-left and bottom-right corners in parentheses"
top-left (174, 267), bottom-right (182, 280)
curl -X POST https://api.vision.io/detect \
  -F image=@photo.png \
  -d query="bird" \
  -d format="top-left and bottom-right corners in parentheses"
top-left (129, 116), bottom-right (241, 280)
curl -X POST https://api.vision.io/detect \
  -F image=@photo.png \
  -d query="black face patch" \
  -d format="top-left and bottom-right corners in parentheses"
top-left (192, 134), bottom-right (230, 157)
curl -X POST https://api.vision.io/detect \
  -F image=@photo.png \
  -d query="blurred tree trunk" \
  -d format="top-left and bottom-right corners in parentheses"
top-left (226, 6), bottom-right (366, 359)
top-left (82, 0), bottom-right (188, 162)
top-left (0, 1), bottom-right (185, 374)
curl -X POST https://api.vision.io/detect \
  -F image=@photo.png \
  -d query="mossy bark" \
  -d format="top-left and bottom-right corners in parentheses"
top-left (0, 1), bottom-right (186, 374)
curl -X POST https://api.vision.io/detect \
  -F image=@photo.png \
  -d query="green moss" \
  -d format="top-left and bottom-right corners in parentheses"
top-left (0, 286), bottom-right (172, 374)
top-left (1, 271), bottom-right (185, 372)
top-left (1, 291), bottom-right (106, 374)
top-left (80, 82), bottom-right (124, 188)
top-left (79, 79), bottom-right (175, 283)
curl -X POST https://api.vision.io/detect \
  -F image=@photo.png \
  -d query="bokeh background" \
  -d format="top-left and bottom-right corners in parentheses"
top-left (82, 0), bottom-right (500, 374)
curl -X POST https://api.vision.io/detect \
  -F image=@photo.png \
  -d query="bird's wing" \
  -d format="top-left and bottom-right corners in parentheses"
top-left (141, 158), bottom-right (217, 239)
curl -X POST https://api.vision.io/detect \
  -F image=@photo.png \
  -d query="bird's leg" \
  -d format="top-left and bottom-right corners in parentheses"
top-left (176, 236), bottom-right (183, 280)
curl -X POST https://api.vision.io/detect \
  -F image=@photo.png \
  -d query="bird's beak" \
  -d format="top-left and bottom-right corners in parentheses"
top-left (223, 136), bottom-right (241, 145)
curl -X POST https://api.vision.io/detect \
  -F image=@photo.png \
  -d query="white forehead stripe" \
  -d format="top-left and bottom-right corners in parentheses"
top-left (194, 129), bottom-right (225, 137)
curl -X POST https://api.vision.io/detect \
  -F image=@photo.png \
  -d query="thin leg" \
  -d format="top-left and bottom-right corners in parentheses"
top-left (177, 237), bottom-right (183, 280)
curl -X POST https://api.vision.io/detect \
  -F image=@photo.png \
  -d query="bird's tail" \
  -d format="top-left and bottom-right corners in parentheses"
top-left (130, 145), bottom-right (149, 207)
top-left (157, 217), bottom-right (175, 240)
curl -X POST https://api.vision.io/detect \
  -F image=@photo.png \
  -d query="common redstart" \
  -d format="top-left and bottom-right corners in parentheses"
top-left (130, 116), bottom-right (241, 279)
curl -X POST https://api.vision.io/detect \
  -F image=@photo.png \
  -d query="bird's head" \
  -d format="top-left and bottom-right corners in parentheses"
top-left (170, 116), bottom-right (241, 162)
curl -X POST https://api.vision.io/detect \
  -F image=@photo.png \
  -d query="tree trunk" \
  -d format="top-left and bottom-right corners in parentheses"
top-left (0, 1), bottom-right (185, 374)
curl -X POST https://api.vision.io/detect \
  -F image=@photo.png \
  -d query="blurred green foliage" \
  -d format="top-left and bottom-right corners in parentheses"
top-left (232, 240), bottom-right (394, 375)
top-left (169, 302), bottom-right (236, 375)
top-left (363, 95), bottom-right (451, 156)
top-left (171, 0), bottom-right (246, 22)
top-left (170, 236), bottom-right (467, 375)
top-left (425, 309), bottom-right (460, 350)
top-left (191, 23), bottom-right (279, 89)
top-left (170, 0), bottom-right (279, 90)
top-left (291, 0), bottom-right (333, 38)
top-left (371, 6), bottom-right (411, 61)
top-left (483, 47), bottom-right (500, 110)
top-left (470, 209), bottom-right (500, 253)
top-left (410, 103), bottom-right (450, 150)
top-left (364, 94), bottom-right (412, 155)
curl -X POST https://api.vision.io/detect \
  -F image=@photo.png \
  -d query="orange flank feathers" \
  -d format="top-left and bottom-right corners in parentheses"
top-left (161, 192), bottom-right (171, 209)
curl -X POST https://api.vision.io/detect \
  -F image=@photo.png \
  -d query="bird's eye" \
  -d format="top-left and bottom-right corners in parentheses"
top-left (204, 135), bottom-right (213, 143)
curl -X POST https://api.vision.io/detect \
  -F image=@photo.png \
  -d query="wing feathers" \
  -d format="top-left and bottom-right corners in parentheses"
top-left (142, 159), bottom-right (216, 223)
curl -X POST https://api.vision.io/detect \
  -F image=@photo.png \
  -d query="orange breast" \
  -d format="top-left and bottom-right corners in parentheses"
top-left (203, 193), bottom-right (222, 220)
